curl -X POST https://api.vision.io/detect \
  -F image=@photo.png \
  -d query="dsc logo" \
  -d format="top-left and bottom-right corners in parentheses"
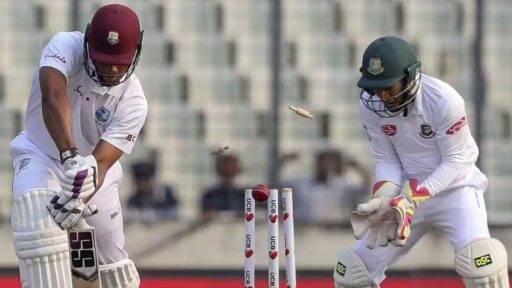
top-left (336, 262), bottom-right (347, 276)
top-left (474, 254), bottom-right (493, 268)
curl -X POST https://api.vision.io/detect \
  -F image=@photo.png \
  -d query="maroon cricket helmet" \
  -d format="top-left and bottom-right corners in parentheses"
top-left (87, 4), bottom-right (142, 65)
top-left (84, 4), bottom-right (144, 86)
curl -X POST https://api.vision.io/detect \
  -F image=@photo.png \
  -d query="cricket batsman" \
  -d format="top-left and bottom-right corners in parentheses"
top-left (10, 4), bottom-right (146, 287)
top-left (333, 36), bottom-right (509, 288)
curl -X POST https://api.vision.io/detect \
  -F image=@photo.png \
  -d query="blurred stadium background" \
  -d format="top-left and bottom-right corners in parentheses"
top-left (0, 0), bottom-right (511, 287)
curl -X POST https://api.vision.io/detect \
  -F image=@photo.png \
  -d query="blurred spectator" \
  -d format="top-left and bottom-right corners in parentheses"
top-left (125, 161), bottom-right (179, 224)
top-left (200, 153), bottom-right (245, 220)
top-left (284, 149), bottom-right (371, 224)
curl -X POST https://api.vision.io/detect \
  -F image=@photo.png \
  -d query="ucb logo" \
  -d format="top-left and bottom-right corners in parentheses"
top-left (336, 262), bottom-right (346, 276)
top-left (269, 272), bottom-right (276, 286)
top-left (474, 254), bottom-right (493, 268)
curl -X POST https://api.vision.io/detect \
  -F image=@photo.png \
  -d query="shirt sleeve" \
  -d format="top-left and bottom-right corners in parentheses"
top-left (39, 32), bottom-right (83, 77)
top-left (101, 84), bottom-right (148, 154)
top-left (359, 99), bottom-right (403, 185)
top-left (420, 88), bottom-right (477, 195)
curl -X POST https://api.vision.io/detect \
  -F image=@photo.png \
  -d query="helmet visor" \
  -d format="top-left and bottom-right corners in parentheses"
top-left (357, 75), bottom-right (404, 90)
top-left (89, 48), bottom-right (137, 66)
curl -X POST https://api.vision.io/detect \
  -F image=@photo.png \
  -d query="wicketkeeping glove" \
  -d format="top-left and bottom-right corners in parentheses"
top-left (390, 179), bottom-right (431, 247)
top-left (351, 181), bottom-right (401, 249)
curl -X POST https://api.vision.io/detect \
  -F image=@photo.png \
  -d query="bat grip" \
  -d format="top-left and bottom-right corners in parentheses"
top-left (73, 217), bottom-right (92, 230)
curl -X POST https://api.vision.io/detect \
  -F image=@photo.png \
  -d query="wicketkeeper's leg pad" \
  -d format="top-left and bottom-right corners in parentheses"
top-left (333, 248), bottom-right (375, 288)
top-left (99, 258), bottom-right (140, 288)
top-left (454, 238), bottom-right (509, 288)
top-left (11, 190), bottom-right (72, 288)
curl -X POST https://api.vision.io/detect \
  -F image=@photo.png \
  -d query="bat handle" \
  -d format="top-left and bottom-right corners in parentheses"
top-left (73, 217), bottom-right (92, 230)
top-left (70, 203), bottom-right (98, 230)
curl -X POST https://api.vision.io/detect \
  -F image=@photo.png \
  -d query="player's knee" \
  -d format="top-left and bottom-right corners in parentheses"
top-left (12, 189), bottom-right (68, 258)
top-left (454, 238), bottom-right (509, 288)
top-left (333, 248), bottom-right (373, 288)
top-left (100, 258), bottom-right (140, 288)
top-left (12, 190), bottom-right (72, 287)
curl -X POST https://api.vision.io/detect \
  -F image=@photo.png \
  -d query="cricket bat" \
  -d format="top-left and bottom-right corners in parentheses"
top-left (68, 218), bottom-right (102, 288)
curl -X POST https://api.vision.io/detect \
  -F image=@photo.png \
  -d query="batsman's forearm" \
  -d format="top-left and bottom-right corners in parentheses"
top-left (96, 160), bottom-right (109, 190)
top-left (84, 160), bottom-right (109, 203)
top-left (42, 94), bottom-right (75, 151)
top-left (87, 140), bottom-right (124, 203)
top-left (39, 65), bottom-right (75, 152)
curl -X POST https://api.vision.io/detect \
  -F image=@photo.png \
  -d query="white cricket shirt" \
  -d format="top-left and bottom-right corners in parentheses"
top-left (360, 74), bottom-right (487, 195)
top-left (24, 31), bottom-right (148, 160)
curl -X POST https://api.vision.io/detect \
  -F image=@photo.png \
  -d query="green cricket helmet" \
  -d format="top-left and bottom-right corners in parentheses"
top-left (358, 36), bottom-right (421, 118)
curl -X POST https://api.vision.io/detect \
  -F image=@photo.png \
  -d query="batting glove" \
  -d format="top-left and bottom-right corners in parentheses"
top-left (390, 179), bottom-right (431, 247)
top-left (61, 154), bottom-right (98, 199)
top-left (351, 181), bottom-right (401, 249)
top-left (47, 196), bottom-right (98, 230)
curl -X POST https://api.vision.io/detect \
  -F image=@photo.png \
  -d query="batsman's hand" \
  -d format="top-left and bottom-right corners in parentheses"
top-left (390, 179), bottom-right (431, 247)
top-left (351, 181), bottom-right (401, 249)
top-left (47, 195), bottom-right (98, 230)
top-left (61, 154), bottom-right (98, 199)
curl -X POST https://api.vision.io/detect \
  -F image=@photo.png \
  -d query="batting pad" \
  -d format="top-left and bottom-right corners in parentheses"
top-left (99, 258), bottom-right (140, 288)
top-left (455, 238), bottom-right (509, 288)
top-left (333, 248), bottom-right (374, 288)
top-left (11, 190), bottom-right (73, 288)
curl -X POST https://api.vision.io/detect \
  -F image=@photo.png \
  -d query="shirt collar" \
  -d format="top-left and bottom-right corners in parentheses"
top-left (90, 80), bottom-right (127, 98)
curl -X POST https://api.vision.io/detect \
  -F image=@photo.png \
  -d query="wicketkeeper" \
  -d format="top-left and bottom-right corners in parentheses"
top-left (333, 36), bottom-right (509, 288)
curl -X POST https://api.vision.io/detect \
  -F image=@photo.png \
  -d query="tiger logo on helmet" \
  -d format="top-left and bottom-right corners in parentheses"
top-left (358, 36), bottom-right (421, 118)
